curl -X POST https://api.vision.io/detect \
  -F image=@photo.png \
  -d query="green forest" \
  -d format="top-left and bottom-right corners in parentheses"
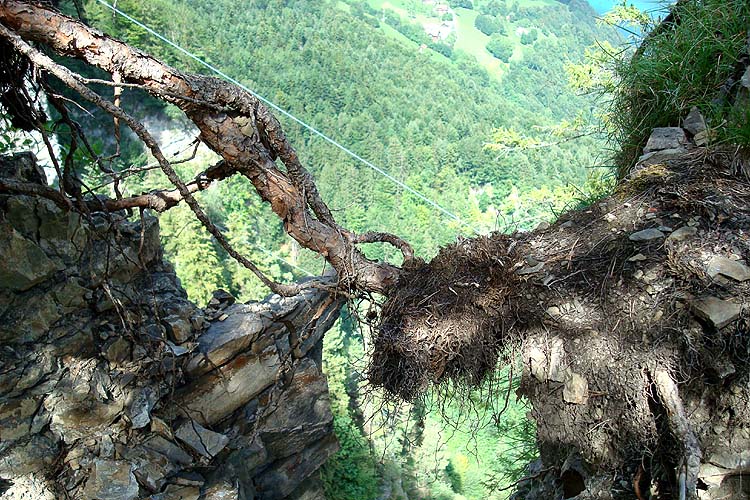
top-left (3, 0), bottom-right (624, 498)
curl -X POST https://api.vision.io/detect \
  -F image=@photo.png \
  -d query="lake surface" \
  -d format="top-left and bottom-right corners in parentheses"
top-left (588, 0), bottom-right (673, 15)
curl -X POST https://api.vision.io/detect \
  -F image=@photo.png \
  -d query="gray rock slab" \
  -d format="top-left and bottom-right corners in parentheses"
top-left (629, 228), bottom-right (665, 242)
top-left (186, 304), bottom-right (268, 377)
top-left (178, 352), bottom-right (279, 426)
top-left (692, 297), bottom-right (742, 329)
top-left (163, 315), bottom-right (193, 344)
top-left (666, 226), bottom-right (697, 242)
top-left (175, 421), bottom-right (229, 459)
top-left (253, 434), bottom-right (339, 500)
top-left (643, 127), bottom-right (688, 154)
top-left (707, 256), bottom-right (750, 282)
top-left (0, 222), bottom-right (62, 291)
top-left (683, 106), bottom-right (707, 136)
top-left (82, 459), bottom-right (139, 500)
top-left (257, 359), bottom-right (333, 460)
top-left (127, 387), bottom-right (157, 429)
top-left (143, 436), bottom-right (193, 466)
top-left (742, 66), bottom-right (750, 89)
top-left (124, 445), bottom-right (177, 493)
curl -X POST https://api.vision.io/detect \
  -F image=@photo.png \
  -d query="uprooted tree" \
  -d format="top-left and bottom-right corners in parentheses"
top-left (0, 1), bottom-right (749, 499)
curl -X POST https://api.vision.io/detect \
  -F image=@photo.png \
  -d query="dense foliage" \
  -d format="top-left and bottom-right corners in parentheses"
top-left (486, 34), bottom-right (514, 61)
top-left (474, 13), bottom-right (504, 35)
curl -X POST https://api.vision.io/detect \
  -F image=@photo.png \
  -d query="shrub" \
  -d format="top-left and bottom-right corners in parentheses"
top-left (449, 0), bottom-right (473, 9)
top-left (474, 13), bottom-right (502, 36)
top-left (520, 28), bottom-right (538, 45)
top-left (429, 42), bottom-right (453, 58)
top-left (486, 34), bottom-right (513, 62)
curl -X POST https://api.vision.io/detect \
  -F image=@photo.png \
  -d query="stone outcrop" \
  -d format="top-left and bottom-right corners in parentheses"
top-left (0, 153), bottom-right (342, 499)
top-left (505, 118), bottom-right (750, 500)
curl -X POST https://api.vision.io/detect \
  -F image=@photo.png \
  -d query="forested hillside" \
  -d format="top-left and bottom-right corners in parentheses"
top-left (6, 0), bottom-right (620, 498)
top-left (71, 0), bottom-right (619, 301)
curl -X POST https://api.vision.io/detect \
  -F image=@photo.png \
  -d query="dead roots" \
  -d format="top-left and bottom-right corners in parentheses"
top-left (368, 234), bottom-right (521, 400)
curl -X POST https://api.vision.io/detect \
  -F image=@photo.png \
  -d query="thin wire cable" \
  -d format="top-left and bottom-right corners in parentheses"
top-left (94, 0), bottom-right (480, 234)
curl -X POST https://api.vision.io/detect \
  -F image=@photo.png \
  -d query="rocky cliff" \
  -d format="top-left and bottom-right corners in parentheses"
top-left (0, 153), bottom-right (342, 499)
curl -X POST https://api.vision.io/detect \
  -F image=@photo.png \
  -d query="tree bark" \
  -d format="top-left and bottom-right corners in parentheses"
top-left (0, 0), bottom-right (409, 294)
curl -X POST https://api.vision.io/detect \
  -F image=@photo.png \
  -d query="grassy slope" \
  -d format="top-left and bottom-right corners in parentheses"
top-left (453, 7), bottom-right (503, 76)
top-left (362, 0), bottom-right (559, 79)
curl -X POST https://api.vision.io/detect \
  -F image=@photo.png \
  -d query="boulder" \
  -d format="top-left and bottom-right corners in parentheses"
top-left (81, 459), bottom-right (139, 500)
top-left (643, 127), bottom-right (688, 154)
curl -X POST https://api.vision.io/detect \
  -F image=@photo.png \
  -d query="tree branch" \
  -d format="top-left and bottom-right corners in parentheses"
top-left (353, 231), bottom-right (415, 264)
top-left (0, 0), bottom-right (405, 294)
top-left (0, 177), bottom-right (72, 209)
top-left (0, 22), bottom-right (301, 295)
top-left (88, 160), bottom-right (234, 213)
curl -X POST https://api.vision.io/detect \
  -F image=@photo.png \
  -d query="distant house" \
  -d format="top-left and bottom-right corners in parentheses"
top-left (435, 4), bottom-right (450, 15)
top-left (424, 21), bottom-right (452, 40)
top-left (515, 26), bottom-right (530, 36)
top-left (422, 0), bottom-right (436, 4)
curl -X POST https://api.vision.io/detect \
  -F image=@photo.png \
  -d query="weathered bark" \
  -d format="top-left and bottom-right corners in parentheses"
top-left (0, 153), bottom-right (341, 499)
top-left (0, 0), bottom-right (410, 295)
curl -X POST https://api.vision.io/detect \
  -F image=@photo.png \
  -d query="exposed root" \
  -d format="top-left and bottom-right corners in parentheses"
top-left (651, 367), bottom-right (702, 500)
top-left (368, 234), bottom-right (521, 400)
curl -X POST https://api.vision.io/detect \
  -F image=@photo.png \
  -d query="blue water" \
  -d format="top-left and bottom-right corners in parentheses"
top-left (587, 0), bottom-right (673, 15)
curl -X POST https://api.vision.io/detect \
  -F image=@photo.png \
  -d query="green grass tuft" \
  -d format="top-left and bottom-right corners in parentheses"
top-left (609, 0), bottom-right (750, 176)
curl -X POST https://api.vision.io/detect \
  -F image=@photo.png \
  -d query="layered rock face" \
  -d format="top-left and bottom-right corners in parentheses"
top-left (0, 153), bottom-right (341, 499)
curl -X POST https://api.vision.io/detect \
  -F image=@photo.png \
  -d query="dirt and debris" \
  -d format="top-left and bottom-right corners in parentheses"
top-left (369, 144), bottom-right (750, 499)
